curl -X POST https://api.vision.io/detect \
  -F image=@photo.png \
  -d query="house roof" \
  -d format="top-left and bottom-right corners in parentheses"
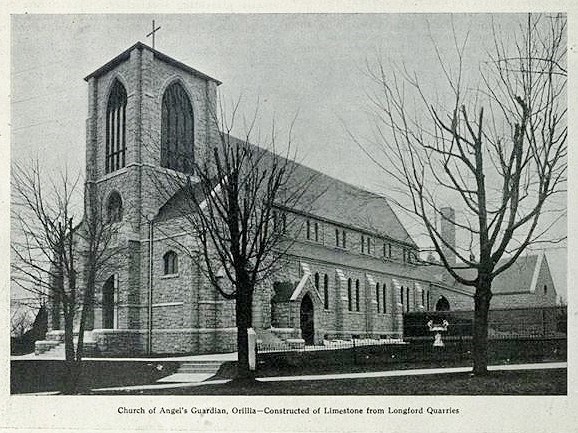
top-left (432, 253), bottom-right (546, 295)
top-left (492, 254), bottom-right (542, 294)
top-left (84, 41), bottom-right (222, 85)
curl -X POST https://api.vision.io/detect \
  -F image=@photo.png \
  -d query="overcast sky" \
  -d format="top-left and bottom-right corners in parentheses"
top-left (10, 13), bottom-right (567, 300)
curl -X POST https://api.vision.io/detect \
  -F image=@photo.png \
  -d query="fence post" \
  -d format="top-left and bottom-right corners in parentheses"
top-left (248, 328), bottom-right (257, 371)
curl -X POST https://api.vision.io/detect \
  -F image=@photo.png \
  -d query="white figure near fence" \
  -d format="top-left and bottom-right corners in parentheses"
top-left (427, 319), bottom-right (449, 347)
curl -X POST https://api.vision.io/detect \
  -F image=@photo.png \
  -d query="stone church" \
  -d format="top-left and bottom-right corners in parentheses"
top-left (40, 42), bottom-right (554, 356)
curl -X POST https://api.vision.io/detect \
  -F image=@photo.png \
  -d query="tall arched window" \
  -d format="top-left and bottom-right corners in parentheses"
top-left (406, 287), bottom-right (410, 312)
top-left (163, 251), bottom-right (178, 275)
top-left (382, 283), bottom-right (387, 313)
top-left (355, 279), bottom-right (360, 311)
top-left (102, 275), bottom-right (116, 329)
top-left (376, 283), bottom-right (380, 313)
top-left (323, 274), bottom-right (329, 310)
top-left (107, 191), bottom-right (123, 223)
top-left (106, 79), bottom-right (127, 174)
top-left (347, 278), bottom-right (352, 311)
top-left (161, 82), bottom-right (194, 173)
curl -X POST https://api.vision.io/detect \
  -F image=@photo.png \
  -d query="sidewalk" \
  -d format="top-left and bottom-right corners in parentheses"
top-left (87, 361), bottom-right (567, 394)
top-left (12, 351), bottom-right (238, 362)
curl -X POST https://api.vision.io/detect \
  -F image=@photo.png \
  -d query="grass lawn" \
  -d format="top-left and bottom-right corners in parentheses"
top-left (89, 368), bottom-right (566, 396)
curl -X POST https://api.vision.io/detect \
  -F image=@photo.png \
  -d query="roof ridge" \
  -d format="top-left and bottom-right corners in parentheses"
top-left (84, 41), bottom-right (221, 84)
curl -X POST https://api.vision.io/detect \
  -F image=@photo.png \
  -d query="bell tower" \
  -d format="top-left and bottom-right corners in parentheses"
top-left (83, 42), bottom-right (221, 338)
top-left (84, 41), bottom-right (221, 235)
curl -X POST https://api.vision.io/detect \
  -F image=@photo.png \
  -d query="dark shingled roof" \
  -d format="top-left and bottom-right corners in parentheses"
top-left (492, 255), bottom-right (541, 294)
top-left (272, 281), bottom-right (296, 303)
top-left (154, 135), bottom-right (416, 247)
top-left (282, 160), bottom-right (417, 247)
top-left (84, 41), bottom-right (221, 85)
top-left (433, 254), bottom-right (544, 295)
top-left (155, 177), bottom-right (220, 222)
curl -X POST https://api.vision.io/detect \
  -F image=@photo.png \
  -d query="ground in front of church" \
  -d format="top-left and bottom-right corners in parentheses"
top-left (85, 363), bottom-right (566, 396)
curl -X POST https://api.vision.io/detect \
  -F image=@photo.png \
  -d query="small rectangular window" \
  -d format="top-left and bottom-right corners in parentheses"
top-left (361, 235), bottom-right (365, 253)
top-left (335, 229), bottom-right (340, 247)
top-left (314, 222), bottom-right (319, 242)
top-left (342, 230), bottom-right (346, 248)
top-left (306, 220), bottom-right (310, 240)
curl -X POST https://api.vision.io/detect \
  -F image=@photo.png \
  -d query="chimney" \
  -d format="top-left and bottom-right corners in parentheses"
top-left (440, 207), bottom-right (456, 265)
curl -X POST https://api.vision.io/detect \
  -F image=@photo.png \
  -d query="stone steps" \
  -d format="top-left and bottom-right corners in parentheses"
top-left (157, 360), bottom-right (226, 383)
top-left (176, 361), bottom-right (224, 374)
top-left (34, 331), bottom-right (97, 357)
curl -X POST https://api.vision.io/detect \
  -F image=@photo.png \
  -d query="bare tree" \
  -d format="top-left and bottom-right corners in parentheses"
top-left (150, 103), bottom-right (319, 379)
top-left (11, 160), bottom-right (119, 392)
top-left (356, 14), bottom-right (566, 374)
top-left (10, 307), bottom-right (35, 339)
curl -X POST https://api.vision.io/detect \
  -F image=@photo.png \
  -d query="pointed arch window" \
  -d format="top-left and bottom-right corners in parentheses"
top-left (347, 278), bottom-right (353, 311)
top-left (106, 80), bottom-right (127, 174)
top-left (163, 251), bottom-right (178, 275)
top-left (323, 274), bottom-right (329, 310)
top-left (355, 279), bottom-right (360, 311)
top-left (107, 191), bottom-right (123, 223)
top-left (161, 82), bottom-right (195, 173)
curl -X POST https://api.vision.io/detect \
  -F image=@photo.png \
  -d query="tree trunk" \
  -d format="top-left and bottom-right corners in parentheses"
top-left (235, 283), bottom-right (254, 379)
top-left (472, 277), bottom-right (492, 375)
top-left (62, 313), bottom-right (80, 394)
top-left (62, 360), bottom-right (83, 395)
top-left (63, 313), bottom-right (75, 362)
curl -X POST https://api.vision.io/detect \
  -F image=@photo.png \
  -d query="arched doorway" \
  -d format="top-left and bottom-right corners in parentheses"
top-left (300, 293), bottom-right (314, 345)
top-left (102, 275), bottom-right (115, 329)
top-left (435, 295), bottom-right (450, 312)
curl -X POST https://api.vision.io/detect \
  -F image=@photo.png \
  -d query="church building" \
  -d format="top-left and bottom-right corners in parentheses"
top-left (38, 42), bottom-right (554, 357)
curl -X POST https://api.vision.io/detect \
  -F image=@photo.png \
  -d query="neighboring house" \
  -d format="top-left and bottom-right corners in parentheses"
top-left (433, 250), bottom-right (557, 311)
top-left (489, 254), bottom-right (557, 309)
top-left (38, 42), bottom-right (554, 356)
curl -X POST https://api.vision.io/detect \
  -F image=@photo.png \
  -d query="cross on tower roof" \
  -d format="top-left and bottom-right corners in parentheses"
top-left (146, 19), bottom-right (161, 49)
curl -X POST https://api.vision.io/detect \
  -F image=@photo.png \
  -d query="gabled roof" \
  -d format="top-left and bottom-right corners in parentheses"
top-left (84, 41), bottom-right (222, 85)
top-left (154, 135), bottom-right (417, 248)
top-left (272, 281), bottom-right (295, 303)
top-left (155, 176), bottom-right (220, 222)
top-left (492, 254), bottom-right (542, 294)
top-left (431, 253), bottom-right (547, 295)
top-left (281, 159), bottom-right (417, 247)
